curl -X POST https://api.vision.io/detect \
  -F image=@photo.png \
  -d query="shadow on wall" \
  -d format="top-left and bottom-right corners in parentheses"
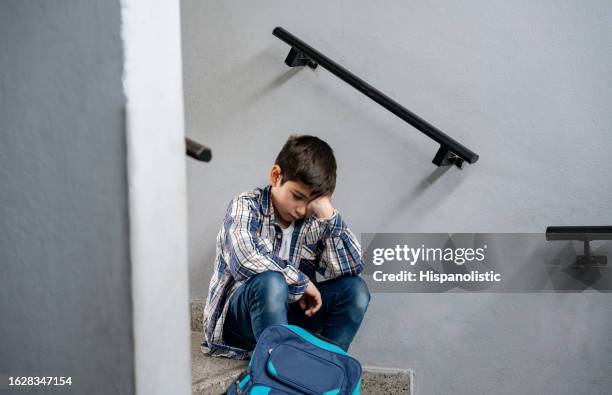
top-left (359, 166), bottom-right (463, 247)
top-left (241, 66), bottom-right (302, 108)
top-left (384, 165), bottom-right (467, 228)
top-left (206, 47), bottom-right (301, 110)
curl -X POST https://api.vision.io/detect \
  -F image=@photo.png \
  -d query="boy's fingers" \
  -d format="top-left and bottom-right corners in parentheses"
top-left (301, 297), bottom-right (311, 315)
top-left (304, 300), bottom-right (314, 316)
top-left (305, 296), bottom-right (322, 317)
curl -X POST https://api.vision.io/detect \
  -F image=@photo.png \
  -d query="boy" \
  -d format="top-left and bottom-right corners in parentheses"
top-left (201, 135), bottom-right (370, 359)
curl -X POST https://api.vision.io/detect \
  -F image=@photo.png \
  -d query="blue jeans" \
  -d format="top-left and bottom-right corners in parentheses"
top-left (223, 271), bottom-right (371, 352)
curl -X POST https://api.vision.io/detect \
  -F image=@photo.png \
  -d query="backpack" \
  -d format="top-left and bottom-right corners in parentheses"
top-left (226, 324), bottom-right (362, 394)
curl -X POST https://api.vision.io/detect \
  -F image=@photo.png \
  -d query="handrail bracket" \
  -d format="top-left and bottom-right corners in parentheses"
top-left (284, 47), bottom-right (318, 69)
top-left (432, 145), bottom-right (464, 168)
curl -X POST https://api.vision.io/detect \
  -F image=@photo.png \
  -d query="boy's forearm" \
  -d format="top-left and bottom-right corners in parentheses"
top-left (313, 210), bottom-right (363, 278)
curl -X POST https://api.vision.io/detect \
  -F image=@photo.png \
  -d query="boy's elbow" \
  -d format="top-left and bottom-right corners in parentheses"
top-left (351, 261), bottom-right (363, 276)
top-left (347, 262), bottom-right (363, 276)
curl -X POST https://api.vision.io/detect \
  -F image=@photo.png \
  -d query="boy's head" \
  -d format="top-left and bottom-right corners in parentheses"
top-left (268, 135), bottom-right (337, 226)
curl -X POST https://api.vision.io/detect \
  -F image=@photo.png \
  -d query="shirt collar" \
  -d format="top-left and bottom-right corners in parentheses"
top-left (261, 184), bottom-right (286, 230)
top-left (261, 184), bottom-right (273, 217)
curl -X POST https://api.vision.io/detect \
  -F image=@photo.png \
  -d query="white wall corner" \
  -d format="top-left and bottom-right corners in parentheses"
top-left (120, 0), bottom-right (191, 393)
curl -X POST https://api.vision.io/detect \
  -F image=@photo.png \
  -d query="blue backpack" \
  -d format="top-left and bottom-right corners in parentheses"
top-left (226, 324), bottom-right (362, 394)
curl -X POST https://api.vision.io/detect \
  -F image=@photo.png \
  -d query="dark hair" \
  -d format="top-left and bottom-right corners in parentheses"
top-left (274, 135), bottom-right (337, 196)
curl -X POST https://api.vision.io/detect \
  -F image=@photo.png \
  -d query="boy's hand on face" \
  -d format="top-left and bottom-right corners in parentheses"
top-left (307, 194), bottom-right (335, 220)
top-left (299, 280), bottom-right (322, 317)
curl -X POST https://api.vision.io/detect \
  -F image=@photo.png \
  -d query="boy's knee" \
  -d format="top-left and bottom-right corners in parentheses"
top-left (338, 276), bottom-right (371, 317)
top-left (249, 271), bottom-right (288, 302)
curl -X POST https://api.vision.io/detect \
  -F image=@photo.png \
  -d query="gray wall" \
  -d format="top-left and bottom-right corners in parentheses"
top-left (0, 1), bottom-right (134, 394)
top-left (182, 1), bottom-right (612, 394)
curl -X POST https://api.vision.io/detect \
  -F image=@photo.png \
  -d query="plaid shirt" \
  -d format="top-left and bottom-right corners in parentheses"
top-left (201, 185), bottom-right (363, 359)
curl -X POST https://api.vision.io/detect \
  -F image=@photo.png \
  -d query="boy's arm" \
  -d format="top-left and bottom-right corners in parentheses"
top-left (224, 196), bottom-right (309, 302)
top-left (310, 210), bottom-right (363, 279)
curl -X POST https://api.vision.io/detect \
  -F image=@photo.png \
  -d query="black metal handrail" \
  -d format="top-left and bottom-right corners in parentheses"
top-left (186, 137), bottom-right (212, 162)
top-left (545, 226), bottom-right (612, 241)
top-left (272, 26), bottom-right (479, 168)
top-left (546, 226), bottom-right (612, 267)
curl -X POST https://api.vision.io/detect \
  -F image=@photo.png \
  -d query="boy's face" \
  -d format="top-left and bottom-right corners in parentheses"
top-left (268, 165), bottom-right (319, 228)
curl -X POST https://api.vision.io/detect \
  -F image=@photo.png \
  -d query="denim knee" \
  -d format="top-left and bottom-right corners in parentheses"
top-left (337, 276), bottom-right (371, 322)
top-left (248, 271), bottom-right (289, 311)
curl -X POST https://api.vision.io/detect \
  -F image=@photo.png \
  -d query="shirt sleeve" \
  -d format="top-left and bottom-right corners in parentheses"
top-left (223, 196), bottom-right (309, 302)
top-left (309, 210), bottom-right (363, 279)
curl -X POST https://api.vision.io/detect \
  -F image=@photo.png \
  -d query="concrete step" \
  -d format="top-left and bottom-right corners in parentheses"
top-left (191, 299), bottom-right (205, 332)
top-left (191, 331), bottom-right (413, 395)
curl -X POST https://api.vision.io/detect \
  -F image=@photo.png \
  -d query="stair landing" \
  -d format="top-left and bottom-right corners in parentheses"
top-left (191, 332), bottom-right (413, 394)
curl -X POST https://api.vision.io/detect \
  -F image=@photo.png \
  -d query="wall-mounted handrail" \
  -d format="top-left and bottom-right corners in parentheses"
top-left (272, 26), bottom-right (479, 168)
top-left (186, 137), bottom-right (212, 162)
top-left (545, 226), bottom-right (612, 241)
top-left (546, 226), bottom-right (612, 267)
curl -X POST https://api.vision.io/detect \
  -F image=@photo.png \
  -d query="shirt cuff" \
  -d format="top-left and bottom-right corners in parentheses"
top-left (315, 210), bottom-right (344, 238)
top-left (286, 267), bottom-right (309, 301)
top-left (316, 208), bottom-right (337, 221)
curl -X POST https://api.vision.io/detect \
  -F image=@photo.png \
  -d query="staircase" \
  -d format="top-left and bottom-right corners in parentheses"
top-left (191, 300), bottom-right (413, 394)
